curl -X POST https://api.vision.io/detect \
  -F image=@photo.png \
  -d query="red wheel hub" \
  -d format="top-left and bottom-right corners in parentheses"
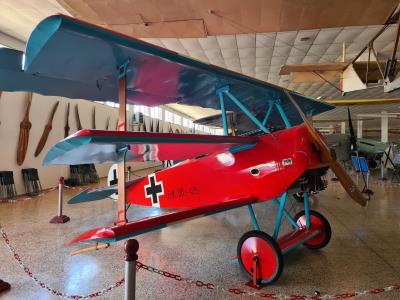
top-left (240, 236), bottom-right (279, 281)
top-left (297, 214), bottom-right (326, 247)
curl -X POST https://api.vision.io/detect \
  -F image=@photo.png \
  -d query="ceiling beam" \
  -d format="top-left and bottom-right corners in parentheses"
top-left (324, 98), bottom-right (400, 105)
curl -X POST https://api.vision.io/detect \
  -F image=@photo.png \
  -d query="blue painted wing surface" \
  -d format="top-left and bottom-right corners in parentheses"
top-left (68, 187), bottom-right (117, 204)
top-left (0, 14), bottom-right (334, 131)
top-left (0, 48), bottom-right (115, 100)
top-left (68, 178), bottom-right (141, 204)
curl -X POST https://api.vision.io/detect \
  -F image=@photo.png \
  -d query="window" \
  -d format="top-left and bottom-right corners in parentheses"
top-left (105, 101), bottom-right (119, 108)
top-left (182, 117), bottom-right (189, 128)
top-left (141, 106), bottom-right (150, 116)
top-left (195, 124), bottom-right (204, 131)
top-left (215, 128), bottom-right (224, 135)
top-left (165, 110), bottom-right (174, 122)
top-left (105, 101), bottom-right (130, 111)
top-left (133, 105), bottom-right (141, 113)
top-left (174, 114), bottom-right (182, 125)
top-left (150, 107), bottom-right (162, 119)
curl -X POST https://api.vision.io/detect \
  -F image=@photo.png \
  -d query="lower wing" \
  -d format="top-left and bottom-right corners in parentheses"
top-left (69, 196), bottom-right (255, 244)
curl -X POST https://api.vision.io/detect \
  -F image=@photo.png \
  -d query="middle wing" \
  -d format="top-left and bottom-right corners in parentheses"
top-left (44, 129), bottom-right (258, 165)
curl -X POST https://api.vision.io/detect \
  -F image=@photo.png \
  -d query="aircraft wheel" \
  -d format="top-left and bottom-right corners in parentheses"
top-left (237, 230), bottom-right (283, 285)
top-left (294, 210), bottom-right (331, 249)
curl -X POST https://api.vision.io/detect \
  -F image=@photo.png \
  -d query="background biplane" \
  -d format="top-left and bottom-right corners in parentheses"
top-left (0, 15), bottom-right (368, 285)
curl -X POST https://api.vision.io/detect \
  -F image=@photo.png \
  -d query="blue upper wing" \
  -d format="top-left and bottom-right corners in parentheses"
top-left (0, 14), bottom-right (334, 127)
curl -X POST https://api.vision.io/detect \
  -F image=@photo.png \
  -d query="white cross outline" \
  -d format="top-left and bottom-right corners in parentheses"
top-left (144, 173), bottom-right (164, 208)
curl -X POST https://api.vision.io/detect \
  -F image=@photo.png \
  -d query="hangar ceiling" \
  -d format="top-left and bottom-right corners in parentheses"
top-left (1, 0), bottom-right (400, 131)
top-left (58, 0), bottom-right (398, 37)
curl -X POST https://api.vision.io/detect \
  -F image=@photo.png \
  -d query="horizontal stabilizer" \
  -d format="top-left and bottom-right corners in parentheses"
top-left (68, 180), bottom-right (139, 204)
top-left (68, 186), bottom-right (117, 204)
top-left (69, 196), bottom-right (255, 244)
top-left (44, 130), bottom-right (258, 165)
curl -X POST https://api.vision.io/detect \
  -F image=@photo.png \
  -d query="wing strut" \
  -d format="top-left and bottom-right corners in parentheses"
top-left (115, 62), bottom-right (129, 225)
top-left (216, 85), bottom-right (271, 134)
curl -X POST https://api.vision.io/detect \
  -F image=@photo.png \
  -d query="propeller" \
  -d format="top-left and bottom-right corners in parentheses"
top-left (284, 90), bottom-right (368, 206)
top-left (347, 107), bottom-right (373, 196)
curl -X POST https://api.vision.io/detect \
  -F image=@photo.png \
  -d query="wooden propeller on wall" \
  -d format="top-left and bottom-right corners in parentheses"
top-left (92, 106), bottom-right (96, 129)
top-left (64, 103), bottom-right (70, 138)
top-left (105, 116), bottom-right (110, 130)
top-left (75, 104), bottom-right (82, 130)
top-left (34, 101), bottom-right (60, 157)
top-left (16, 92), bottom-right (33, 165)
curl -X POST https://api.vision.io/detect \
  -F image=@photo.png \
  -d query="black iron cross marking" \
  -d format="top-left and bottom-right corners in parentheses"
top-left (144, 174), bottom-right (164, 207)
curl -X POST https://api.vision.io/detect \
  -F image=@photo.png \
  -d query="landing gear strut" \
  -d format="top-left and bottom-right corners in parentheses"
top-left (238, 192), bottom-right (331, 286)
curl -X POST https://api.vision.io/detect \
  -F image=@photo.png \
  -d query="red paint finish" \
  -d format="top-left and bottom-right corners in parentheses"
top-left (70, 124), bottom-right (325, 244)
top-left (131, 55), bottom-right (180, 105)
top-left (278, 228), bottom-right (319, 252)
top-left (240, 237), bottom-right (278, 281)
top-left (297, 214), bottom-right (327, 247)
top-left (127, 124), bottom-right (321, 209)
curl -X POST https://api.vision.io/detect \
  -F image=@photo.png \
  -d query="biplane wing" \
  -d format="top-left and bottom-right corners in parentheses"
top-left (0, 14), bottom-right (333, 126)
top-left (69, 196), bottom-right (256, 244)
top-left (44, 130), bottom-right (258, 165)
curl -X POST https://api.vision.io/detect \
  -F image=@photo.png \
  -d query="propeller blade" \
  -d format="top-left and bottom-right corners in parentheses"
top-left (283, 90), bottom-right (368, 206)
top-left (330, 161), bottom-right (367, 206)
top-left (347, 107), bottom-right (371, 195)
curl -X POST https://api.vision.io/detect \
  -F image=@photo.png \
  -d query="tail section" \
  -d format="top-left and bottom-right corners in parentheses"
top-left (68, 179), bottom-right (139, 204)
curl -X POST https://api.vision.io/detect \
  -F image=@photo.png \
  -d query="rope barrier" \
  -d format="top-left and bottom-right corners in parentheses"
top-left (0, 223), bottom-right (124, 299)
top-left (1, 223), bottom-right (399, 299)
top-left (136, 261), bottom-right (400, 299)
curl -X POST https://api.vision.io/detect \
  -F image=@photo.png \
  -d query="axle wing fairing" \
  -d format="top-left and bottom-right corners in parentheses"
top-left (69, 197), bottom-right (256, 244)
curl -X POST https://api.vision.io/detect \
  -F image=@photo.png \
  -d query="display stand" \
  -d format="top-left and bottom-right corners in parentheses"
top-left (50, 177), bottom-right (70, 223)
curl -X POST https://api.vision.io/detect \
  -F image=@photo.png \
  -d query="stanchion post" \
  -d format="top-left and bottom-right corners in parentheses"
top-left (0, 279), bottom-right (10, 294)
top-left (379, 160), bottom-right (387, 180)
top-left (50, 177), bottom-right (70, 224)
top-left (125, 239), bottom-right (139, 300)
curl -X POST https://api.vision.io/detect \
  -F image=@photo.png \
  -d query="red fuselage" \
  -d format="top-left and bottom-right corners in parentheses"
top-left (127, 124), bottom-right (323, 209)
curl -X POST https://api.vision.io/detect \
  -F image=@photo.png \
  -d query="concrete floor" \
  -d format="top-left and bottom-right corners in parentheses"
top-left (1, 168), bottom-right (400, 299)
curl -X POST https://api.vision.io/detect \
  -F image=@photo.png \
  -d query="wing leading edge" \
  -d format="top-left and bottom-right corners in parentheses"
top-left (43, 130), bottom-right (258, 165)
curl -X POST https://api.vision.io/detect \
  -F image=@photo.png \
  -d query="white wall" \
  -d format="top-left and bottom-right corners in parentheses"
top-left (0, 92), bottom-right (159, 195)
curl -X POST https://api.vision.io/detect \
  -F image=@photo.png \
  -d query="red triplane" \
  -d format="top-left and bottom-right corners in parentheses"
top-left (0, 15), bottom-right (368, 285)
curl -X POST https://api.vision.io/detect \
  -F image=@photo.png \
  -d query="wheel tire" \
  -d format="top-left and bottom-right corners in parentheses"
top-left (237, 230), bottom-right (283, 286)
top-left (294, 210), bottom-right (331, 250)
